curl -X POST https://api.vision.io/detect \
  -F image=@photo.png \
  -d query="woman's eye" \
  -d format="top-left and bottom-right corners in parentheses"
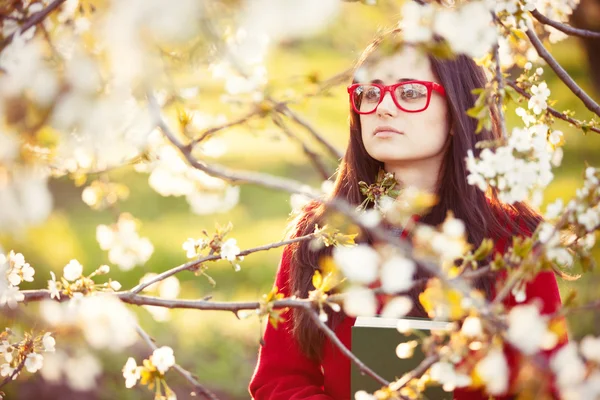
top-left (364, 87), bottom-right (380, 101)
top-left (400, 86), bottom-right (426, 100)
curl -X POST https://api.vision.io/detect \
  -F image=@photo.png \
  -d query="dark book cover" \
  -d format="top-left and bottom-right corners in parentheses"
top-left (351, 316), bottom-right (453, 399)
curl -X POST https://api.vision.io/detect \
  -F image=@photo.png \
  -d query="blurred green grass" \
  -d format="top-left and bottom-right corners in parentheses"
top-left (3, 3), bottom-right (600, 399)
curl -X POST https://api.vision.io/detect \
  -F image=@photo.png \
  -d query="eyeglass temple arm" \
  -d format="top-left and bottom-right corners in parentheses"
top-left (431, 82), bottom-right (446, 96)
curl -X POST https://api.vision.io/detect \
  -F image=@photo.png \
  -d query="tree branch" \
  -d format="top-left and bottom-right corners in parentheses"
top-left (493, 43), bottom-right (509, 140)
top-left (525, 20), bottom-right (600, 118)
top-left (0, 0), bottom-right (67, 50)
top-left (271, 113), bottom-right (332, 181)
top-left (506, 80), bottom-right (600, 134)
top-left (190, 108), bottom-right (265, 146)
top-left (304, 308), bottom-right (391, 388)
top-left (130, 232), bottom-right (317, 295)
top-left (389, 354), bottom-right (440, 393)
top-left (530, 9), bottom-right (600, 40)
top-left (275, 103), bottom-right (344, 161)
top-left (148, 93), bottom-right (322, 199)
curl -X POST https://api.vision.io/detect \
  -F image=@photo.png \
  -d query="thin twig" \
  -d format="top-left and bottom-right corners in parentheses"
top-left (552, 298), bottom-right (600, 319)
top-left (530, 9), bottom-right (600, 40)
top-left (506, 80), bottom-right (600, 134)
top-left (389, 354), bottom-right (440, 393)
top-left (135, 325), bottom-right (220, 400)
top-left (525, 20), bottom-right (600, 118)
top-left (191, 108), bottom-right (265, 146)
top-left (271, 113), bottom-right (332, 181)
top-left (304, 308), bottom-right (390, 387)
top-left (0, 0), bottom-right (67, 50)
top-left (130, 233), bottom-right (317, 295)
top-left (276, 103), bottom-right (344, 161)
top-left (149, 93), bottom-right (322, 198)
top-left (493, 43), bottom-right (509, 140)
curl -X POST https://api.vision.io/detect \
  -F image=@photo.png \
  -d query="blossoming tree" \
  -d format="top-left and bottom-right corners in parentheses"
top-left (1, 0), bottom-right (600, 399)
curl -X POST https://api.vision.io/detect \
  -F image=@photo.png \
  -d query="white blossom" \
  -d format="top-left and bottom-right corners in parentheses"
top-left (515, 107), bottom-right (537, 126)
top-left (475, 347), bottom-right (509, 395)
top-left (220, 238), bottom-right (241, 262)
top-left (122, 357), bottom-right (141, 388)
top-left (380, 296), bottom-right (413, 319)
top-left (0, 285), bottom-right (24, 309)
top-left (77, 295), bottom-right (138, 351)
top-left (432, 1), bottom-right (497, 58)
top-left (333, 244), bottom-right (380, 285)
top-left (64, 352), bottom-right (102, 391)
top-left (354, 391), bottom-right (377, 400)
top-left (96, 213), bottom-right (154, 270)
top-left (343, 286), bottom-right (377, 317)
top-left (0, 341), bottom-right (12, 363)
top-left (549, 130), bottom-right (563, 145)
top-left (545, 198), bottom-right (564, 220)
top-left (379, 255), bottom-right (415, 294)
top-left (42, 333), bottom-right (56, 353)
top-left (577, 207), bottom-right (600, 231)
top-left (396, 341), bottom-right (417, 359)
top-left (0, 363), bottom-right (15, 378)
top-left (461, 316), bottom-right (483, 338)
top-left (0, 165), bottom-right (53, 234)
top-left (399, 2), bottom-right (434, 43)
top-left (506, 304), bottom-right (557, 355)
top-left (25, 353), bottom-right (44, 373)
top-left (151, 346), bottom-right (176, 374)
top-left (39, 350), bottom-right (66, 383)
top-left (528, 82), bottom-right (550, 115)
top-left (182, 238), bottom-right (205, 258)
top-left (430, 361), bottom-right (472, 392)
top-left (48, 272), bottom-right (60, 300)
top-left (580, 335), bottom-right (600, 363)
top-left (63, 259), bottom-right (84, 282)
top-left (550, 342), bottom-right (586, 390)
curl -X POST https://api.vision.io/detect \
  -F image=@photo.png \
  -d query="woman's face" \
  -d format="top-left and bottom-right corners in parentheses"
top-left (358, 46), bottom-right (450, 167)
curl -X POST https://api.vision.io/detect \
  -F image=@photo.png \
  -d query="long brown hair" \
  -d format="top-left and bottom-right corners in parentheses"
top-left (287, 30), bottom-right (542, 361)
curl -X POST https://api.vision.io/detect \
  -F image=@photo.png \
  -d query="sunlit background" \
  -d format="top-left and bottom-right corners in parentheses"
top-left (2, 0), bottom-right (600, 398)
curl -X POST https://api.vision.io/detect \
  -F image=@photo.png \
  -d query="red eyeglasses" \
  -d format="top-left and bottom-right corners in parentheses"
top-left (347, 81), bottom-right (446, 115)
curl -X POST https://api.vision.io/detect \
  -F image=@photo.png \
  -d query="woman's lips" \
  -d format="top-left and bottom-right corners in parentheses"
top-left (373, 126), bottom-right (403, 136)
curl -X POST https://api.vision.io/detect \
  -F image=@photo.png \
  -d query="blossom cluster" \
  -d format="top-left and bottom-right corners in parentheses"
top-left (0, 251), bottom-right (33, 309)
top-left (182, 223), bottom-right (244, 273)
top-left (332, 243), bottom-right (416, 318)
top-left (466, 122), bottom-right (561, 205)
top-left (122, 346), bottom-right (177, 399)
top-left (0, 329), bottom-right (56, 381)
top-left (399, 1), bottom-right (497, 58)
top-left (134, 130), bottom-right (240, 216)
top-left (96, 213), bottom-right (154, 271)
top-left (47, 260), bottom-right (122, 300)
top-left (535, 0), bottom-right (582, 43)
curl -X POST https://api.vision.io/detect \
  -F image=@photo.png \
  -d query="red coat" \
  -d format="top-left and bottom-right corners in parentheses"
top-left (249, 233), bottom-right (567, 400)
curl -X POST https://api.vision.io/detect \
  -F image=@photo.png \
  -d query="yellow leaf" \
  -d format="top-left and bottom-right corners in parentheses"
top-left (312, 270), bottom-right (323, 290)
top-left (448, 289), bottom-right (466, 320)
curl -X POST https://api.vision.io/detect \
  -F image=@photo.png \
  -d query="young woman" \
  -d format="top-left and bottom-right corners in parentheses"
top-left (249, 30), bottom-right (567, 400)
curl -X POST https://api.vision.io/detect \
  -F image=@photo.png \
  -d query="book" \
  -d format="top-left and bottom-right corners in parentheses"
top-left (351, 316), bottom-right (452, 399)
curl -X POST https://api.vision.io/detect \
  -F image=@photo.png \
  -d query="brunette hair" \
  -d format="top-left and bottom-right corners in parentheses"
top-left (287, 30), bottom-right (541, 361)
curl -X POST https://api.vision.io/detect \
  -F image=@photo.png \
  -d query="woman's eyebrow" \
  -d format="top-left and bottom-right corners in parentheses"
top-left (369, 78), bottom-right (417, 84)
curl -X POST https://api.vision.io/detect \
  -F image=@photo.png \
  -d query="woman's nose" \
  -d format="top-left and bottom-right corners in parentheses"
top-left (376, 91), bottom-right (397, 117)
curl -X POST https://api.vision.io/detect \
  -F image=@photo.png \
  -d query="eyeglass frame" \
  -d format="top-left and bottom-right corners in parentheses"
top-left (347, 80), bottom-right (447, 115)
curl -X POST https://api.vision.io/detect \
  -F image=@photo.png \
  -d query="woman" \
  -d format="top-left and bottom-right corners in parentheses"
top-left (249, 30), bottom-right (566, 400)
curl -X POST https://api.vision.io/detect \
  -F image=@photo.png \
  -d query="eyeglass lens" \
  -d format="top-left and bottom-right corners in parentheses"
top-left (352, 83), bottom-right (428, 113)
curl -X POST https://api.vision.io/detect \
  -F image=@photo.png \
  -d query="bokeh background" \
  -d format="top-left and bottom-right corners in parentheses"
top-left (2, 1), bottom-right (600, 399)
